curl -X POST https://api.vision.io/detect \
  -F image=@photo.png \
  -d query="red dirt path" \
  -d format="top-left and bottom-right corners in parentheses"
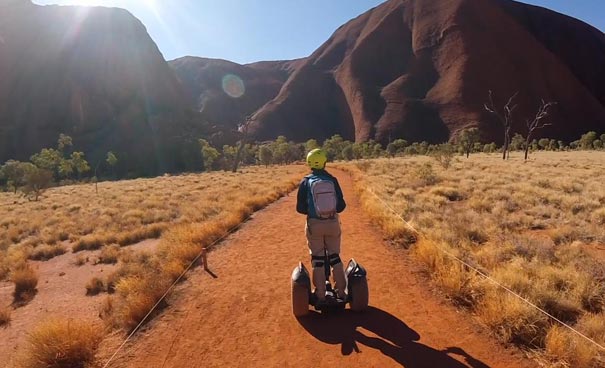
top-left (102, 170), bottom-right (533, 368)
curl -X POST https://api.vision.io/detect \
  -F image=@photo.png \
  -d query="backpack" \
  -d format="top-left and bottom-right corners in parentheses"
top-left (307, 174), bottom-right (337, 219)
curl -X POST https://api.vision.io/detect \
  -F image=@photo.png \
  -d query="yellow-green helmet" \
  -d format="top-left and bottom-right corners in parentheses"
top-left (306, 148), bottom-right (327, 170)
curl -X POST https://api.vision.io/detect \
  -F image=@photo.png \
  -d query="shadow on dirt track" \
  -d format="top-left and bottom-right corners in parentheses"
top-left (297, 306), bottom-right (490, 368)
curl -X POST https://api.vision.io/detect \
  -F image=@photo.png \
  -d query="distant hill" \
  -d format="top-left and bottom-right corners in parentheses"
top-left (0, 0), bottom-right (207, 175)
top-left (169, 56), bottom-right (303, 131)
top-left (248, 0), bottom-right (605, 144)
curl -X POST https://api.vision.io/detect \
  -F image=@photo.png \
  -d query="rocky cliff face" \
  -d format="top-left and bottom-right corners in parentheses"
top-left (169, 57), bottom-right (303, 130)
top-left (2, 0), bottom-right (604, 172)
top-left (248, 0), bottom-right (605, 144)
top-left (0, 0), bottom-right (203, 175)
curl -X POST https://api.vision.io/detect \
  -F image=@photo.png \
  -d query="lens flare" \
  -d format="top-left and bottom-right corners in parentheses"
top-left (222, 74), bottom-right (245, 98)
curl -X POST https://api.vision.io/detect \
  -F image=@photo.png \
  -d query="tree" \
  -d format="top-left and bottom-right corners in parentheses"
top-left (323, 135), bottom-right (346, 160)
top-left (30, 148), bottom-right (62, 173)
top-left (593, 139), bottom-right (603, 149)
top-left (580, 131), bottom-right (598, 150)
top-left (547, 139), bottom-right (557, 151)
top-left (0, 160), bottom-right (29, 193)
top-left (22, 165), bottom-right (53, 201)
top-left (485, 91), bottom-right (518, 160)
top-left (231, 116), bottom-right (253, 172)
top-left (57, 134), bottom-right (73, 153)
top-left (510, 133), bottom-right (525, 151)
top-left (58, 159), bottom-right (74, 179)
top-left (305, 139), bottom-right (319, 153)
top-left (342, 144), bottom-right (354, 161)
top-left (457, 128), bottom-right (480, 158)
top-left (106, 151), bottom-right (118, 168)
top-left (258, 145), bottom-right (273, 167)
top-left (538, 138), bottom-right (550, 150)
top-left (70, 152), bottom-right (90, 180)
top-left (483, 142), bottom-right (497, 153)
top-left (386, 139), bottom-right (408, 157)
top-left (523, 100), bottom-right (556, 160)
top-left (601, 134), bottom-right (605, 144)
top-left (199, 139), bottom-right (220, 171)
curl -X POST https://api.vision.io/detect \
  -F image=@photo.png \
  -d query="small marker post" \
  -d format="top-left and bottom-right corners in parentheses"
top-left (201, 248), bottom-right (208, 270)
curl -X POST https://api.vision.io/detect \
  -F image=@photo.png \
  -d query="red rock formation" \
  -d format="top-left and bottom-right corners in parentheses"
top-left (169, 57), bottom-right (303, 129)
top-left (0, 0), bottom-right (199, 175)
top-left (250, 0), bottom-right (605, 144)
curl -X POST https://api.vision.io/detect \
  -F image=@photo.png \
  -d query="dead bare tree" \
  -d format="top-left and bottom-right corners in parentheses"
top-left (232, 115), bottom-right (254, 172)
top-left (484, 90), bottom-right (518, 160)
top-left (524, 100), bottom-right (556, 160)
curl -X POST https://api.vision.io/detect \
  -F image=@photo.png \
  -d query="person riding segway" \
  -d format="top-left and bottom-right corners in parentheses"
top-left (291, 149), bottom-right (368, 316)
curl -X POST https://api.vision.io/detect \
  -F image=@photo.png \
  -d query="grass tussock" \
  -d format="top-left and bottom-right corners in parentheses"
top-left (12, 264), bottom-right (38, 302)
top-left (338, 152), bottom-right (605, 365)
top-left (18, 319), bottom-right (103, 368)
top-left (98, 244), bottom-right (120, 264)
top-left (0, 306), bottom-right (11, 327)
top-left (29, 244), bottom-right (67, 261)
top-left (85, 277), bottom-right (106, 296)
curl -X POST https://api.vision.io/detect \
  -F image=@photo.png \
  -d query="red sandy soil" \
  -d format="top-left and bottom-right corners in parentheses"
top-left (99, 170), bottom-right (533, 368)
top-left (0, 238), bottom-right (159, 368)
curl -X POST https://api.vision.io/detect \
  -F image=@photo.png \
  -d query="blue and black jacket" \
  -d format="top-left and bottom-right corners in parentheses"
top-left (296, 169), bottom-right (346, 219)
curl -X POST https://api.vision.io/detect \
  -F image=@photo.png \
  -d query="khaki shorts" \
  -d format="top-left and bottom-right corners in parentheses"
top-left (305, 215), bottom-right (341, 256)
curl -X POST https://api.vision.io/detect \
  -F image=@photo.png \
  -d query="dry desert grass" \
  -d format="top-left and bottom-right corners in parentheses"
top-left (1, 165), bottom-right (306, 366)
top-left (339, 151), bottom-right (605, 367)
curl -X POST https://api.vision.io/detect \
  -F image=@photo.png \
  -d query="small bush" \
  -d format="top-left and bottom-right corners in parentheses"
top-left (98, 244), bottom-right (120, 264)
top-left (414, 163), bottom-right (439, 186)
top-left (19, 319), bottom-right (102, 368)
top-left (85, 277), bottom-right (105, 296)
top-left (73, 254), bottom-right (87, 266)
top-left (12, 264), bottom-right (38, 301)
top-left (0, 307), bottom-right (11, 327)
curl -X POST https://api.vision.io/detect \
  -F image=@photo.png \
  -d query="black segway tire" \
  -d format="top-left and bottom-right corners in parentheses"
top-left (349, 277), bottom-right (369, 312)
top-left (292, 281), bottom-right (310, 317)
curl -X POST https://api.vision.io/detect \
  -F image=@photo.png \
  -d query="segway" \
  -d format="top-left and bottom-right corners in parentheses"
top-left (291, 249), bottom-right (369, 317)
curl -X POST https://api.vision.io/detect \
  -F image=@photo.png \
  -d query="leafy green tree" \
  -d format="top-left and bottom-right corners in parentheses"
top-left (593, 139), bottom-right (603, 149)
top-left (57, 134), bottom-right (73, 153)
top-left (199, 139), bottom-right (220, 171)
top-left (70, 152), bottom-right (90, 180)
top-left (386, 139), bottom-right (408, 157)
top-left (258, 145), bottom-right (273, 167)
top-left (457, 128), bottom-right (480, 158)
top-left (483, 143), bottom-right (497, 153)
top-left (305, 139), bottom-right (319, 153)
top-left (510, 133), bottom-right (525, 151)
top-left (557, 140), bottom-right (565, 150)
top-left (538, 138), bottom-right (550, 150)
top-left (341, 144), bottom-right (354, 161)
top-left (601, 134), bottom-right (605, 144)
top-left (322, 135), bottom-right (346, 160)
top-left (580, 131), bottom-right (598, 149)
top-left (106, 151), bottom-right (118, 167)
top-left (0, 160), bottom-right (30, 193)
top-left (22, 165), bottom-right (53, 201)
top-left (58, 159), bottom-right (74, 179)
top-left (30, 148), bottom-right (62, 172)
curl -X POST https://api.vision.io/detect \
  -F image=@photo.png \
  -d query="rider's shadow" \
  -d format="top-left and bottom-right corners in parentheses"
top-left (297, 306), bottom-right (490, 368)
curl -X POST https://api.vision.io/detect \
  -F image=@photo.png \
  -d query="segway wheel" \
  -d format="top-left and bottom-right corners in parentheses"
top-left (291, 281), bottom-right (309, 317)
top-left (349, 277), bottom-right (369, 312)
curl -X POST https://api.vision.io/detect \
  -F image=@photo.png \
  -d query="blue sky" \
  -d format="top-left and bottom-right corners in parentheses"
top-left (33, 0), bottom-right (604, 64)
